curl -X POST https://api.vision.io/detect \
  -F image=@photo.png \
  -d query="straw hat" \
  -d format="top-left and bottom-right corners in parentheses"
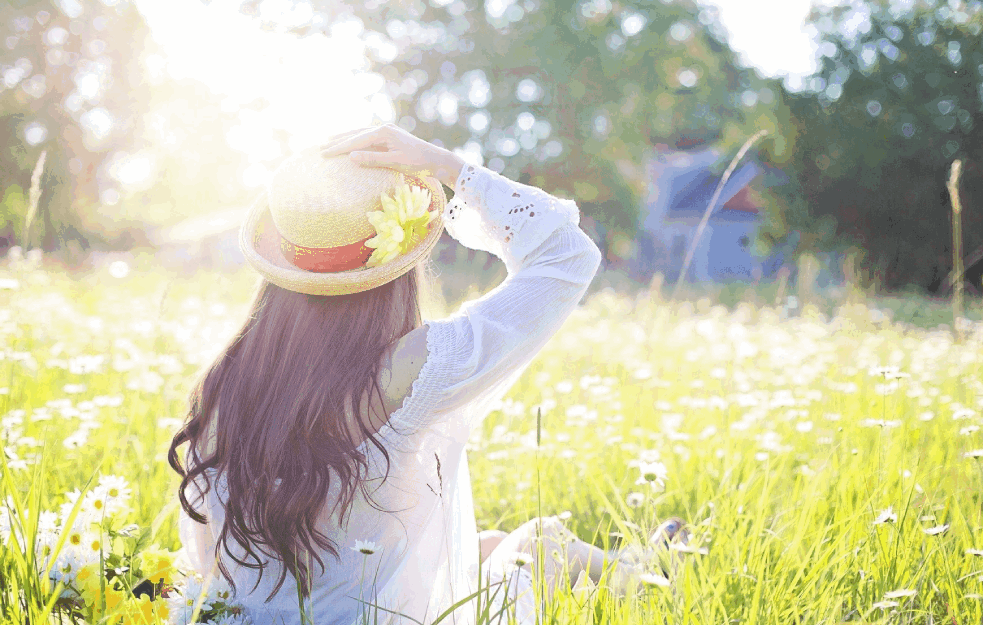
top-left (239, 146), bottom-right (446, 296)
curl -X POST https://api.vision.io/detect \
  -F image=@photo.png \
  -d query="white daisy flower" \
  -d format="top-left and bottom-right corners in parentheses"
top-left (923, 524), bottom-right (950, 536)
top-left (352, 539), bottom-right (381, 555)
top-left (169, 575), bottom-right (214, 625)
top-left (210, 612), bottom-right (252, 625)
top-left (82, 490), bottom-right (109, 518)
top-left (167, 591), bottom-right (208, 625)
top-left (669, 543), bottom-right (709, 555)
top-left (626, 492), bottom-right (645, 508)
top-left (49, 545), bottom-right (85, 589)
top-left (37, 510), bottom-right (58, 534)
top-left (97, 475), bottom-right (131, 503)
top-left (874, 506), bottom-right (898, 525)
top-left (207, 574), bottom-right (235, 603)
top-left (639, 572), bottom-right (671, 587)
top-left (635, 461), bottom-right (668, 490)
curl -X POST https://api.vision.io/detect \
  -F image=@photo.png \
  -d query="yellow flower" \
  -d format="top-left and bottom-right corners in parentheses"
top-left (76, 563), bottom-right (126, 619)
top-left (137, 545), bottom-right (177, 585)
top-left (118, 595), bottom-right (169, 625)
top-left (365, 183), bottom-right (434, 268)
top-left (75, 564), bottom-right (103, 606)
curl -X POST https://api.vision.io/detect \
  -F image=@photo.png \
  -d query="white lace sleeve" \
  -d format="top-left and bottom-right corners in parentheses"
top-left (391, 163), bottom-right (602, 440)
top-left (443, 163), bottom-right (582, 274)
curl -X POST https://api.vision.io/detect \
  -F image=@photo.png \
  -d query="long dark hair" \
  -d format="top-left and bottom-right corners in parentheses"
top-left (168, 261), bottom-right (431, 600)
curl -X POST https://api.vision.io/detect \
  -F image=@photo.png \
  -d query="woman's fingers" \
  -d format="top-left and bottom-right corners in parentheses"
top-left (321, 127), bottom-right (391, 158)
top-left (319, 128), bottom-right (366, 151)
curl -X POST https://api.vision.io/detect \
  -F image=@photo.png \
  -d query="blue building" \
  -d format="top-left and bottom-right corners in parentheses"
top-left (632, 144), bottom-right (791, 284)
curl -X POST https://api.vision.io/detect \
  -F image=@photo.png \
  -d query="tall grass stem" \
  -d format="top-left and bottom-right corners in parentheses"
top-left (23, 150), bottom-right (47, 251)
top-left (670, 130), bottom-right (769, 302)
top-left (947, 159), bottom-right (964, 343)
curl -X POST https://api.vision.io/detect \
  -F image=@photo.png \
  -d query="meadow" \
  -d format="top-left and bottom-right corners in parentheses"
top-left (2, 249), bottom-right (983, 624)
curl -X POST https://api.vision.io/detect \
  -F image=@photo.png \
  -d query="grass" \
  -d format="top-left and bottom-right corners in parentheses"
top-left (2, 251), bottom-right (983, 624)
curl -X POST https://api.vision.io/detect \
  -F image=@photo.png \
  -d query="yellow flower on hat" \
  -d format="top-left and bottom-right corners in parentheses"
top-left (365, 183), bottom-right (434, 268)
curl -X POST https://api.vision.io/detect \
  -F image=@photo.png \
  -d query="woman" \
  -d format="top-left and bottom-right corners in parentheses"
top-left (168, 124), bottom-right (649, 625)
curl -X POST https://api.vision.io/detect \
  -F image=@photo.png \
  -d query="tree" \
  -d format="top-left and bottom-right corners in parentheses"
top-left (780, 0), bottom-right (983, 291)
top-left (235, 0), bottom-right (794, 242)
top-left (0, 0), bottom-right (154, 252)
top-left (0, 0), bottom-right (263, 256)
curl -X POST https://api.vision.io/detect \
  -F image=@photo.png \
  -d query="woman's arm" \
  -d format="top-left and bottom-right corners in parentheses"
top-left (320, 124), bottom-right (466, 190)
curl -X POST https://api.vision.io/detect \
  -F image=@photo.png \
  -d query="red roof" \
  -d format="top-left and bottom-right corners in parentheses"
top-left (722, 186), bottom-right (758, 213)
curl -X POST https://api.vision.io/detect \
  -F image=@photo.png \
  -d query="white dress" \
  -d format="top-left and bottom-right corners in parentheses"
top-left (178, 162), bottom-right (603, 625)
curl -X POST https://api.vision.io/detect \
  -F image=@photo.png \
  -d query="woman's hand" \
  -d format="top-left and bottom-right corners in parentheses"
top-left (320, 124), bottom-right (465, 190)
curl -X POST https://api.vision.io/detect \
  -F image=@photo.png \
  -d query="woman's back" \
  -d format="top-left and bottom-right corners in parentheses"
top-left (175, 128), bottom-right (602, 625)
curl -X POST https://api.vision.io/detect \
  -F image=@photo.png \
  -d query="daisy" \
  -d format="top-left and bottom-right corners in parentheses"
top-left (626, 492), bottom-right (645, 509)
top-left (168, 583), bottom-right (213, 625)
top-left (509, 552), bottom-right (532, 567)
top-left (874, 506), bottom-right (898, 525)
top-left (635, 461), bottom-right (668, 491)
top-left (49, 546), bottom-right (85, 589)
top-left (352, 539), bottom-right (381, 555)
top-left (669, 543), bottom-right (709, 555)
top-left (639, 572), bottom-right (671, 588)
top-left (98, 475), bottom-right (131, 502)
top-left (923, 524), bottom-right (950, 536)
top-left (82, 490), bottom-right (108, 518)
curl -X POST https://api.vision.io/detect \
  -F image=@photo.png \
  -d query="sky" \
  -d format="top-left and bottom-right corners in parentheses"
top-left (129, 0), bottom-right (838, 185)
top-left (700, 0), bottom-right (834, 78)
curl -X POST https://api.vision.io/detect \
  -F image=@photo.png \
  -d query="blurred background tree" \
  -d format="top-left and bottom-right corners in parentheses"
top-left (238, 0), bottom-right (794, 247)
top-left (18, 0), bottom-right (983, 296)
top-left (781, 0), bottom-right (983, 292)
top-left (0, 0), bottom-right (254, 258)
top-left (0, 0), bottom-right (152, 253)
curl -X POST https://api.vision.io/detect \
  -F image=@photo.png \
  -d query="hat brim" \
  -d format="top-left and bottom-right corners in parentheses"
top-left (239, 190), bottom-right (446, 296)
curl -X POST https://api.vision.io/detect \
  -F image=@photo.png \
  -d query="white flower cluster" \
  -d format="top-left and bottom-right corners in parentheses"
top-left (167, 572), bottom-right (252, 625)
top-left (55, 476), bottom-right (131, 586)
top-left (0, 476), bottom-right (134, 594)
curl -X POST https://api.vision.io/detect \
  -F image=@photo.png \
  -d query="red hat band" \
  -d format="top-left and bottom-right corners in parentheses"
top-left (274, 176), bottom-right (440, 274)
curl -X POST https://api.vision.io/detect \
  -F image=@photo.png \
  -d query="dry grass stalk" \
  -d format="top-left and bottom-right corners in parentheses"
top-left (670, 129), bottom-right (769, 302)
top-left (23, 150), bottom-right (47, 250)
top-left (947, 159), bottom-right (964, 343)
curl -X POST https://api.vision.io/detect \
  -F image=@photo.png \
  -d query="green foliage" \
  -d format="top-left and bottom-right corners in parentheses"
top-left (785, 0), bottom-right (983, 290)
top-left (0, 1), bottom-right (155, 252)
top-left (0, 185), bottom-right (28, 245)
top-left (249, 0), bottom-right (792, 240)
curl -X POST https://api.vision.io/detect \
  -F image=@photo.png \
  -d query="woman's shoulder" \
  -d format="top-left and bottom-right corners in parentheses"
top-left (377, 324), bottom-right (430, 416)
top-left (348, 324), bottom-right (431, 443)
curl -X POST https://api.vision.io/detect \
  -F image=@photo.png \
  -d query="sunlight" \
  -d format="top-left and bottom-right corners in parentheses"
top-left (132, 0), bottom-right (384, 180)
